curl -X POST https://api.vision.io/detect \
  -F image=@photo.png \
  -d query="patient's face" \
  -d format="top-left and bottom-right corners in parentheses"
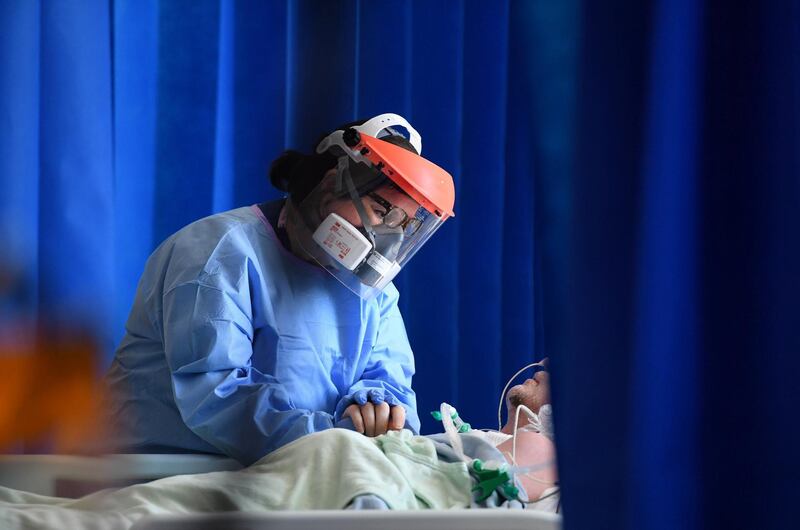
top-left (506, 366), bottom-right (550, 414)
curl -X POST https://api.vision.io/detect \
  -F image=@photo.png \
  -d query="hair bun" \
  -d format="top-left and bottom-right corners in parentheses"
top-left (269, 149), bottom-right (338, 202)
top-left (269, 150), bottom-right (306, 192)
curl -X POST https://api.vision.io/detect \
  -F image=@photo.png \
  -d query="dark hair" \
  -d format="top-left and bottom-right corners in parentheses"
top-left (269, 119), bottom-right (418, 203)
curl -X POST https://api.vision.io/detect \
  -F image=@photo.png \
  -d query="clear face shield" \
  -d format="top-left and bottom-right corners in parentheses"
top-left (289, 153), bottom-right (447, 299)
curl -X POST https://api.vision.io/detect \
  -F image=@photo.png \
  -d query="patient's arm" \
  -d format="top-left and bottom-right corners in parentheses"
top-left (496, 431), bottom-right (557, 500)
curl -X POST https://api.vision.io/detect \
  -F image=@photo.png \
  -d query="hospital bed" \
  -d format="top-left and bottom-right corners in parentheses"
top-left (0, 453), bottom-right (562, 529)
top-left (132, 509), bottom-right (561, 529)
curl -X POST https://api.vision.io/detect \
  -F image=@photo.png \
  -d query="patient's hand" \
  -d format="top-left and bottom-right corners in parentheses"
top-left (343, 402), bottom-right (406, 437)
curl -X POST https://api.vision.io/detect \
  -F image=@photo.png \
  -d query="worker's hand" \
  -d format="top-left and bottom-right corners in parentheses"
top-left (343, 402), bottom-right (406, 437)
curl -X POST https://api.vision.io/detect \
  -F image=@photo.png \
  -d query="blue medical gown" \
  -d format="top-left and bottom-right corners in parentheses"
top-left (105, 205), bottom-right (419, 465)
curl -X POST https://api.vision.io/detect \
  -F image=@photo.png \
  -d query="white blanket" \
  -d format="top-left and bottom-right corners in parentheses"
top-left (0, 429), bottom-right (472, 530)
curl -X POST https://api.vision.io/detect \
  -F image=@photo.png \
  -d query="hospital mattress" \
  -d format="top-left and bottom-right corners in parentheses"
top-left (131, 509), bottom-right (562, 530)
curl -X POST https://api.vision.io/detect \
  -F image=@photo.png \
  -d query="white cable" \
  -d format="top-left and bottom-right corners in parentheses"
top-left (522, 487), bottom-right (561, 505)
top-left (503, 450), bottom-right (557, 487)
top-left (512, 404), bottom-right (536, 464)
top-left (510, 404), bottom-right (557, 486)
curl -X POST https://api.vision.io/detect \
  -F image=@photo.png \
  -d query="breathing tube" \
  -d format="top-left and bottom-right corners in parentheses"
top-left (433, 401), bottom-right (557, 502)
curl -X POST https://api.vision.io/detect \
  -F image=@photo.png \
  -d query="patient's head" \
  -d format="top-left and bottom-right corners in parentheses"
top-left (502, 359), bottom-right (550, 433)
top-left (507, 370), bottom-right (549, 411)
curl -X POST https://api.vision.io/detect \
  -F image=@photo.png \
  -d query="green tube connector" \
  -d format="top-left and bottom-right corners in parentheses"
top-left (470, 460), bottom-right (518, 502)
top-left (503, 483), bottom-right (520, 499)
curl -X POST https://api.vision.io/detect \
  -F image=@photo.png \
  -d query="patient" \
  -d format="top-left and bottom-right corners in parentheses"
top-left (465, 359), bottom-right (558, 505)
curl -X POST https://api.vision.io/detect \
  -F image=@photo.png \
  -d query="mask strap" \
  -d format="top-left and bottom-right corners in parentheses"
top-left (338, 157), bottom-right (377, 244)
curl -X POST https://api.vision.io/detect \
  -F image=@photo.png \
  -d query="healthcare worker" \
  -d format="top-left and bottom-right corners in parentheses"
top-left (105, 114), bottom-right (456, 465)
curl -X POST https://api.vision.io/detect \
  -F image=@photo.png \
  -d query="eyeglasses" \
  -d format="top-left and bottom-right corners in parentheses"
top-left (367, 192), bottom-right (422, 235)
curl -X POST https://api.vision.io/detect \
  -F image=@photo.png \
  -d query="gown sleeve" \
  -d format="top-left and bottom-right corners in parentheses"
top-left (162, 266), bottom-right (334, 465)
top-left (333, 287), bottom-right (421, 434)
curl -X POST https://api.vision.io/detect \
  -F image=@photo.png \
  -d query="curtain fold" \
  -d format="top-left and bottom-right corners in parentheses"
top-left (402, 0), bottom-right (465, 429)
top-left (0, 1), bottom-right (40, 320)
top-left (627, 0), bottom-right (702, 527)
top-left (38, 2), bottom-right (115, 344)
top-left (0, 0), bottom-right (540, 436)
top-left (556, 0), bottom-right (800, 528)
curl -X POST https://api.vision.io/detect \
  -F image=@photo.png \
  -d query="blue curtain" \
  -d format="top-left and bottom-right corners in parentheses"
top-left (0, 0), bottom-right (542, 436)
top-left (555, 0), bottom-right (800, 529)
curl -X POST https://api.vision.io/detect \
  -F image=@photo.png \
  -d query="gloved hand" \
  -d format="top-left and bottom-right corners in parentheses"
top-left (342, 401), bottom-right (406, 437)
